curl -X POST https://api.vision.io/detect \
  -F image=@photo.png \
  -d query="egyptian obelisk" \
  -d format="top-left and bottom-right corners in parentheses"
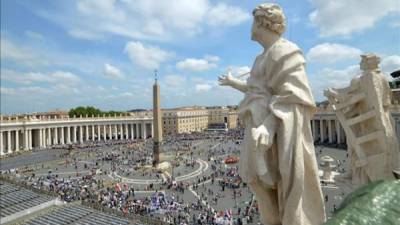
top-left (153, 70), bottom-right (162, 166)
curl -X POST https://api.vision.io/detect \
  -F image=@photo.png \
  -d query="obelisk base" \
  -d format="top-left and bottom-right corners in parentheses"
top-left (153, 141), bottom-right (162, 167)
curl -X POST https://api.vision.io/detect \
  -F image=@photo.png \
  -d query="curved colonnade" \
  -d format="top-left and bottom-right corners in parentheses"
top-left (0, 115), bottom-right (153, 156)
top-left (1, 112), bottom-right (399, 156)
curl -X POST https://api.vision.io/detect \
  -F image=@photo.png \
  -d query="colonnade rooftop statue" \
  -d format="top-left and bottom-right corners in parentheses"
top-left (324, 53), bottom-right (400, 187)
top-left (218, 3), bottom-right (326, 225)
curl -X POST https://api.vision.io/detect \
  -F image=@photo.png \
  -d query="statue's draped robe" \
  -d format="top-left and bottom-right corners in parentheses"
top-left (239, 39), bottom-right (326, 225)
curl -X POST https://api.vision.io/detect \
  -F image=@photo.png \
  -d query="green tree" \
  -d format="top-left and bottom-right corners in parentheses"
top-left (68, 106), bottom-right (123, 117)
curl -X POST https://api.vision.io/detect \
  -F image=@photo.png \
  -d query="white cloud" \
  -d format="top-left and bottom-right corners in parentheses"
top-left (120, 92), bottom-right (134, 97)
top-left (164, 75), bottom-right (186, 87)
top-left (51, 71), bottom-right (81, 84)
top-left (207, 3), bottom-right (250, 26)
top-left (77, 0), bottom-right (126, 22)
top-left (195, 83), bottom-right (212, 92)
top-left (381, 55), bottom-right (400, 75)
top-left (228, 66), bottom-right (251, 77)
top-left (103, 63), bottom-right (124, 79)
top-left (0, 37), bottom-right (124, 77)
top-left (0, 87), bottom-right (16, 95)
top-left (54, 83), bottom-right (81, 95)
top-left (310, 65), bottom-right (360, 101)
top-left (309, 0), bottom-right (400, 37)
top-left (176, 55), bottom-right (219, 72)
top-left (124, 41), bottom-right (174, 69)
top-left (68, 29), bottom-right (106, 41)
top-left (310, 54), bottom-right (400, 101)
top-left (0, 38), bottom-right (48, 67)
top-left (307, 43), bottom-right (362, 64)
top-left (33, 0), bottom-right (248, 41)
top-left (1, 86), bottom-right (50, 96)
top-left (321, 65), bottom-right (360, 87)
top-left (25, 30), bottom-right (44, 40)
top-left (2, 69), bottom-right (81, 85)
top-left (204, 55), bottom-right (220, 63)
top-left (391, 21), bottom-right (400, 28)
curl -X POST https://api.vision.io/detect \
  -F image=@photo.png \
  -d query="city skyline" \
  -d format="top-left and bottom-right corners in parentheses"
top-left (1, 0), bottom-right (400, 114)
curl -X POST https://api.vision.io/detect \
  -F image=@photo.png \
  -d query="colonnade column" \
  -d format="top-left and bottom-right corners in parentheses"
top-left (103, 125), bottom-right (107, 141)
top-left (119, 124), bottom-right (124, 140)
top-left (135, 124), bottom-right (139, 139)
top-left (79, 126), bottom-right (83, 143)
top-left (28, 130), bottom-right (33, 150)
top-left (130, 124), bottom-right (134, 140)
top-left (54, 127), bottom-right (58, 145)
top-left (336, 121), bottom-right (341, 144)
top-left (60, 127), bottom-right (65, 145)
top-left (28, 130), bottom-right (32, 150)
top-left (72, 126), bottom-right (77, 143)
top-left (42, 129), bottom-right (47, 148)
top-left (97, 125), bottom-right (101, 141)
top-left (15, 130), bottom-right (19, 152)
top-left (328, 120), bottom-right (333, 143)
top-left (85, 126), bottom-right (89, 141)
top-left (0, 131), bottom-right (4, 155)
top-left (67, 126), bottom-right (71, 144)
top-left (39, 128), bottom-right (43, 147)
top-left (124, 123), bottom-right (129, 139)
top-left (141, 122), bottom-right (146, 139)
top-left (109, 125), bottom-right (112, 140)
top-left (151, 121), bottom-right (154, 138)
top-left (43, 129), bottom-right (46, 146)
top-left (47, 127), bottom-right (51, 146)
top-left (319, 120), bottom-right (324, 143)
top-left (66, 126), bottom-right (71, 144)
top-left (7, 131), bottom-right (11, 153)
top-left (115, 124), bottom-right (119, 140)
top-left (91, 125), bottom-right (95, 141)
top-left (43, 129), bottom-right (47, 146)
top-left (24, 129), bottom-right (29, 150)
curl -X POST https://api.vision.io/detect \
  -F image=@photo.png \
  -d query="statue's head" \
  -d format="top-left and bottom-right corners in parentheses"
top-left (252, 3), bottom-right (286, 40)
top-left (360, 54), bottom-right (381, 72)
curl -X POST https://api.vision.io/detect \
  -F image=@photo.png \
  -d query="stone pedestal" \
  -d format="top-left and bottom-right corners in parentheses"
top-left (320, 155), bottom-right (336, 182)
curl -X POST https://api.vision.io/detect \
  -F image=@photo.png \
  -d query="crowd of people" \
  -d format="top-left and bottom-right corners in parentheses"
top-left (1, 130), bottom-right (265, 224)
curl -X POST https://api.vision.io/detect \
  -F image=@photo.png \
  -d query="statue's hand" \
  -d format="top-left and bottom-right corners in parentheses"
top-left (251, 125), bottom-right (273, 149)
top-left (218, 73), bottom-right (234, 86)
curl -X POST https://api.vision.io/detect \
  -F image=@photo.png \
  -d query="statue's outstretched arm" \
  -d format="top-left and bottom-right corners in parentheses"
top-left (218, 74), bottom-right (248, 93)
top-left (229, 78), bottom-right (248, 93)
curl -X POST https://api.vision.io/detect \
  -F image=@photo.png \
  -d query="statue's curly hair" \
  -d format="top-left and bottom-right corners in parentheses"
top-left (253, 3), bottom-right (286, 35)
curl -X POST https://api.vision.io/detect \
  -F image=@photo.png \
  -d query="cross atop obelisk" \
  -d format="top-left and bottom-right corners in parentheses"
top-left (153, 69), bottom-right (162, 166)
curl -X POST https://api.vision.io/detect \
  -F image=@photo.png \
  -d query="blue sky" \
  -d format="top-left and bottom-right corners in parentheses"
top-left (1, 0), bottom-right (399, 114)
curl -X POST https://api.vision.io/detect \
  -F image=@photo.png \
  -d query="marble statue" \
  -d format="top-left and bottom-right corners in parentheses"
top-left (218, 3), bottom-right (326, 225)
top-left (324, 54), bottom-right (400, 187)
